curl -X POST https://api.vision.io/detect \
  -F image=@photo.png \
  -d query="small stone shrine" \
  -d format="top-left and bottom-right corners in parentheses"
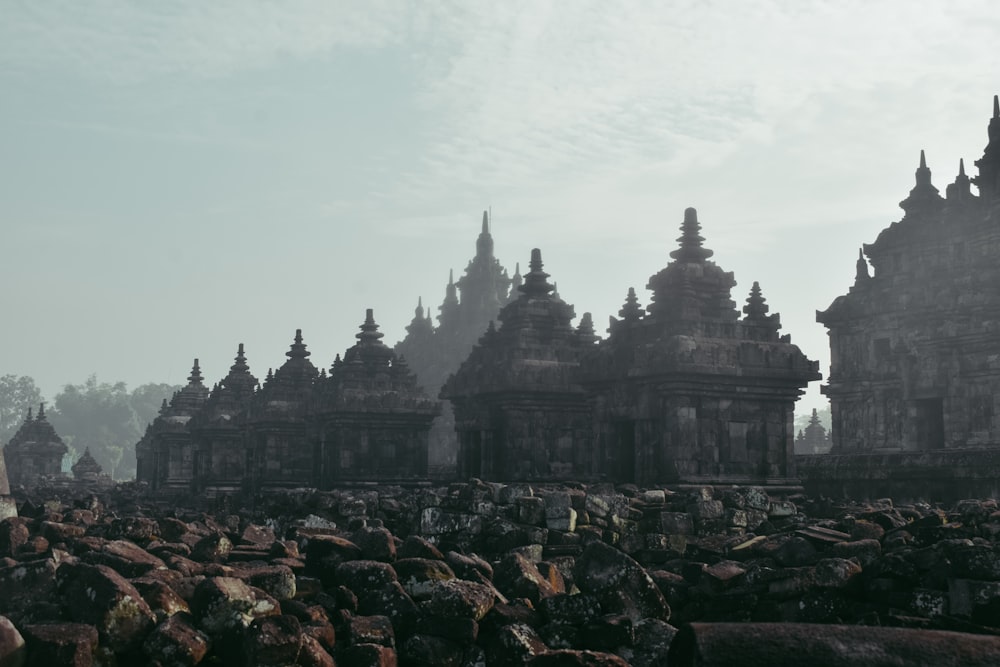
top-left (2, 404), bottom-right (68, 489)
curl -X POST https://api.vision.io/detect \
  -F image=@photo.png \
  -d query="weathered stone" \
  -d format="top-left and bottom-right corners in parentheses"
top-left (493, 552), bottom-right (557, 604)
top-left (341, 642), bottom-right (398, 667)
top-left (354, 527), bottom-right (398, 562)
top-left (0, 615), bottom-right (25, 667)
top-left (349, 615), bottom-right (395, 648)
top-left (142, 612), bottom-right (210, 667)
top-left (830, 538), bottom-right (882, 567)
top-left (236, 564), bottom-right (297, 601)
top-left (21, 623), bottom-right (97, 667)
top-left (0, 558), bottom-right (58, 617)
top-left (813, 558), bottom-right (862, 588)
top-left (132, 577), bottom-right (191, 623)
top-left (109, 517), bottom-right (160, 543)
top-left (393, 558), bottom-right (455, 600)
top-left (0, 520), bottom-right (29, 559)
top-left (397, 535), bottom-right (444, 561)
top-left (191, 576), bottom-right (265, 638)
top-left (244, 615), bottom-right (304, 666)
top-left (190, 533), bottom-right (232, 563)
top-left (629, 618), bottom-right (678, 667)
top-left (486, 624), bottom-right (548, 667)
top-left (518, 497), bottom-right (547, 526)
top-left (527, 649), bottom-right (631, 666)
top-left (419, 508), bottom-right (482, 536)
top-left (539, 593), bottom-right (602, 626)
top-left (426, 579), bottom-right (495, 621)
top-left (573, 541), bottom-right (670, 623)
top-left (57, 562), bottom-right (156, 652)
top-left (445, 550), bottom-right (493, 582)
top-left (84, 539), bottom-right (167, 578)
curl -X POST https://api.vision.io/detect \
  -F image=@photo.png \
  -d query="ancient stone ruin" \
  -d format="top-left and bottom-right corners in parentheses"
top-left (395, 211), bottom-right (520, 474)
top-left (801, 96), bottom-right (1000, 500)
top-left (445, 209), bottom-right (820, 487)
top-left (136, 312), bottom-right (439, 496)
top-left (2, 405), bottom-right (67, 489)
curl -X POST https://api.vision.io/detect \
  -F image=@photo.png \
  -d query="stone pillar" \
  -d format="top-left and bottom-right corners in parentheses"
top-left (0, 449), bottom-right (16, 520)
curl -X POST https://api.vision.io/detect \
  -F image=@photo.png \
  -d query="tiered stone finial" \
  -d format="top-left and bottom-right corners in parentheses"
top-left (231, 344), bottom-right (250, 373)
top-left (576, 312), bottom-right (599, 344)
top-left (37, 402), bottom-right (47, 420)
top-left (287, 329), bottom-right (310, 359)
top-left (519, 248), bottom-right (555, 298)
top-left (356, 309), bottom-right (385, 345)
top-left (743, 282), bottom-right (769, 319)
top-left (618, 287), bottom-right (645, 322)
top-left (188, 359), bottom-right (204, 386)
top-left (670, 207), bottom-right (714, 263)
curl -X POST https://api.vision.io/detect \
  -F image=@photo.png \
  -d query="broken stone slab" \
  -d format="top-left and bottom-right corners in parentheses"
top-left (56, 562), bottom-right (156, 653)
top-left (21, 623), bottom-right (98, 667)
top-left (393, 557), bottom-right (455, 600)
top-left (425, 579), bottom-right (496, 621)
top-left (493, 552), bottom-right (558, 605)
top-left (573, 541), bottom-right (670, 623)
top-left (527, 649), bottom-right (631, 666)
top-left (667, 622), bottom-right (1000, 667)
top-left (340, 642), bottom-right (398, 667)
top-left (349, 614), bottom-right (395, 648)
top-left (0, 615), bottom-right (25, 667)
top-left (244, 615), bottom-right (304, 667)
top-left (419, 507), bottom-right (482, 536)
top-left (142, 612), bottom-right (210, 667)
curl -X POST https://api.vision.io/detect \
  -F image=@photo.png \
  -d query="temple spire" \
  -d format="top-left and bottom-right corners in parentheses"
top-left (475, 211), bottom-right (494, 258)
top-left (669, 207), bottom-right (714, 263)
top-left (618, 287), bottom-right (645, 322)
top-left (188, 359), bottom-right (204, 386)
top-left (994, 94), bottom-right (999, 119)
top-left (356, 308), bottom-right (385, 345)
top-left (37, 402), bottom-right (46, 420)
top-left (519, 248), bottom-right (554, 298)
top-left (900, 150), bottom-right (942, 214)
top-left (286, 328), bottom-right (310, 359)
top-left (231, 343), bottom-right (250, 373)
top-left (855, 248), bottom-right (870, 283)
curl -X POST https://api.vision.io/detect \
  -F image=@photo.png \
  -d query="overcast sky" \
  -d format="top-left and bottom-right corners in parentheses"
top-left (1, 1), bottom-right (997, 415)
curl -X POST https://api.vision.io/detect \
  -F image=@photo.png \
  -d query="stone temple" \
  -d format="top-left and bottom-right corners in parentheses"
top-left (395, 211), bottom-right (520, 472)
top-left (444, 208), bottom-right (820, 486)
top-left (2, 404), bottom-right (67, 489)
top-left (818, 96), bottom-right (1000, 452)
top-left (801, 95), bottom-right (1000, 499)
top-left (136, 311), bottom-right (439, 495)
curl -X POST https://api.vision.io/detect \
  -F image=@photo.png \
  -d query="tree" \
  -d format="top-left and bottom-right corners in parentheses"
top-left (48, 376), bottom-right (179, 481)
top-left (0, 374), bottom-right (43, 445)
top-left (131, 383), bottom-right (181, 429)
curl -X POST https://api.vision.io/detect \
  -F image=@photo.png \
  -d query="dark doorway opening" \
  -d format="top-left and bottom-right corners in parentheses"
top-left (915, 398), bottom-right (945, 450)
top-left (615, 421), bottom-right (636, 483)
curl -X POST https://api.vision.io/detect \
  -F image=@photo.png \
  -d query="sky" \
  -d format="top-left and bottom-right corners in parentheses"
top-left (1, 1), bottom-right (998, 415)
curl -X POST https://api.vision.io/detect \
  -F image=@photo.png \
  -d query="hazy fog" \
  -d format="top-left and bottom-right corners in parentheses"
top-left (1, 1), bottom-right (996, 413)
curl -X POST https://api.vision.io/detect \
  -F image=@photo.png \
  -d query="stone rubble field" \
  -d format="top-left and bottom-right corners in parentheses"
top-left (1, 481), bottom-right (1000, 665)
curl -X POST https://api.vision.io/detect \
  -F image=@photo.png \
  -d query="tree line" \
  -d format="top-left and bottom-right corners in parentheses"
top-left (0, 374), bottom-right (180, 481)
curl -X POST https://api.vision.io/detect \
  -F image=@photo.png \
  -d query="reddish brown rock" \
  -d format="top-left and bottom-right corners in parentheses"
top-left (0, 615), bottom-right (25, 667)
top-left (341, 643), bottom-right (398, 667)
top-left (142, 613), bottom-right (210, 667)
top-left (21, 623), bottom-right (98, 667)
top-left (57, 562), bottom-right (156, 652)
top-left (244, 615), bottom-right (304, 667)
top-left (493, 553), bottom-right (557, 605)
